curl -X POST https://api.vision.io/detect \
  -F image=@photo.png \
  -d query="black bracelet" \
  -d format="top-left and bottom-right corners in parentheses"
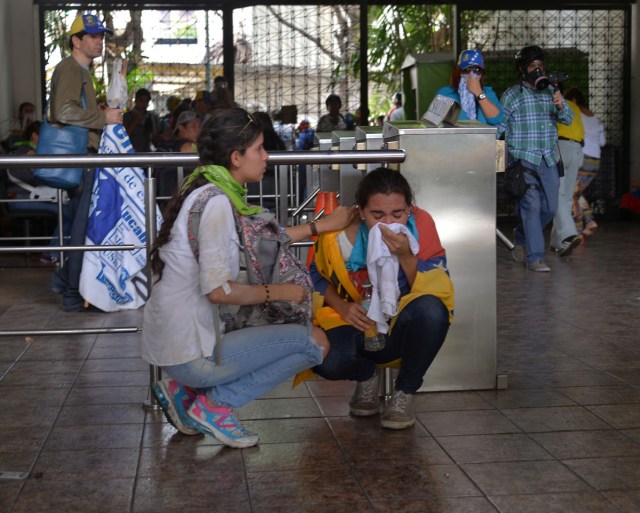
top-left (263, 284), bottom-right (271, 306)
top-left (308, 220), bottom-right (318, 237)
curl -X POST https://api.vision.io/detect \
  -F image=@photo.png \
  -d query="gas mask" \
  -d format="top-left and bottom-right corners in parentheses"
top-left (524, 67), bottom-right (550, 90)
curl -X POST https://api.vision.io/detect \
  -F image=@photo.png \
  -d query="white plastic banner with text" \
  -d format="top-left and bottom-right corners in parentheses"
top-left (79, 124), bottom-right (162, 311)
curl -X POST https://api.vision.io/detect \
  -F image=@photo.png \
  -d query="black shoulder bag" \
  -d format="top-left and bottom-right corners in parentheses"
top-left (503, 160), bottom-right (541, 199)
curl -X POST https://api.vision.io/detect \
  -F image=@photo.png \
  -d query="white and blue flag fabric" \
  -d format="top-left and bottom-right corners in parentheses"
top-left (79, 124), bottom-right (162, 312)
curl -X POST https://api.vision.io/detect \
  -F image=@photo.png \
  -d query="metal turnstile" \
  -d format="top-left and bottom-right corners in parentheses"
top-left (330, 130), bottom-right (362, 206)
top-left (383, 120), bottom-right (499, 391)
top-left (312, 131), bottom-right (339, 194)
top-left (355, 126), bottom-right (385, 174)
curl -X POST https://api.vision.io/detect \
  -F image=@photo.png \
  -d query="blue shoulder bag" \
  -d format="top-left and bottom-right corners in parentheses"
top-left (34, 86), bottom-right (89, 189)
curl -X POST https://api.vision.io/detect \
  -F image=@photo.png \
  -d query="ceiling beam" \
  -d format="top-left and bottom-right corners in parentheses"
top-left (33, 0), bottom-right (636, 9)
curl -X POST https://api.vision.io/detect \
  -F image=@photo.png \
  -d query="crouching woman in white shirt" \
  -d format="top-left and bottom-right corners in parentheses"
top-left (142, 107), bottom-right (352, 448)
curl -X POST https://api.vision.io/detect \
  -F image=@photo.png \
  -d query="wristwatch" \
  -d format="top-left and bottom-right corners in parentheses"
top-left (477, 92), bottom-right (487, 101)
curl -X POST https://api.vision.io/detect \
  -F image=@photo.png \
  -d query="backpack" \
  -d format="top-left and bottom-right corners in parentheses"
top-left (187, 185), bottom-right (312, 332)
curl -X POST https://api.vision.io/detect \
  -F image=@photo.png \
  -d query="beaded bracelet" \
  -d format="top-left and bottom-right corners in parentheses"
top-left (308, 219), bottom-right (318, 237)
top-left (263, 284), bottom-right (271, 306)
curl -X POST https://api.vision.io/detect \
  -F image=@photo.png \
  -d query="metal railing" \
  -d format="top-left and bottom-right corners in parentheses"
top-left (0, 150), bottom-right (405, 170)
top-left (0, 149), bottom-right (405, 338)
top-left (1, 150), bottom-right (406, 405)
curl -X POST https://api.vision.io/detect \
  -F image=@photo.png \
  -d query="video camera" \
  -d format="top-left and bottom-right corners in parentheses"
top-left (548, 71), bottom-right (569, 90)
top-left (528, 69), bottom-right (569, 91)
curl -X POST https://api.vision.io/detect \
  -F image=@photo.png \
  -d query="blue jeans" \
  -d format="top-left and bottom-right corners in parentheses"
top-left (163, 323), bottom-right (323, 408)
top-left (51, 169), bottom-right (94, 310)
top-left (514, 159), bottom-right (560, 264)
top-left (313, 295), bottom-right (450, 394)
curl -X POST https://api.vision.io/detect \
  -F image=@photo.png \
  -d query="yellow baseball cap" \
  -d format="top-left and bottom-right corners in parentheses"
top-left (69, 14), bottom-right (113, 36)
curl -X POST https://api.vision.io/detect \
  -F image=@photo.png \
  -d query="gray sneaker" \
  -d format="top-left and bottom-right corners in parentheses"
top-left (512, 244), bottom-right (525, 263)
top-left (349, 373), bottom-right (381, 416)
top-left (381, 390), bottom-right (415, 429)
top-left (512, 228), bottom-right (525, 263)
top-left (527, 260), bottom-right (551, 272)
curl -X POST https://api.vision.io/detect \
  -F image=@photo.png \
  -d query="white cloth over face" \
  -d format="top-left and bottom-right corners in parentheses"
top-left (366, 222), bottom-right (419, 334)
top-left (458, 74), bottom-right (478, 120)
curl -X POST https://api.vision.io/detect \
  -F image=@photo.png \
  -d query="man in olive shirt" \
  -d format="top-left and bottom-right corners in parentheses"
top-left (49, 14), bottom-right (122, 149)
top-left (49, 14), bottom-right (122, 311)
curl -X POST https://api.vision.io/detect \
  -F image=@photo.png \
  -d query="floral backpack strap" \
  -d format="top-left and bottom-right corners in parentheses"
top-left (187, 185), bottom-right (226, 261)
top-left (186, 185), bottom-right (228, 364)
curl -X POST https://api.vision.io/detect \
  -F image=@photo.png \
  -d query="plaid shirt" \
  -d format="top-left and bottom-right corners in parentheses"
top-left (496, 83), bottom-right (574, 167)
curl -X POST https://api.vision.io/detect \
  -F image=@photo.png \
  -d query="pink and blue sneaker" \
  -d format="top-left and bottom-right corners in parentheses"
top-left (187, 394), bottom-right (259, 448)
top-left (152, 378), bottom-right (200, 436)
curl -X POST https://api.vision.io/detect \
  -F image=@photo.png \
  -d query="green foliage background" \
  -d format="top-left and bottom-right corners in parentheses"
top-left (42, 6), bottom-right (491, 118)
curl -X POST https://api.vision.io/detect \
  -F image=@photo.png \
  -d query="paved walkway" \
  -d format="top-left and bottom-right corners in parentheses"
top-left (0, 220), bottom-right (639, 513)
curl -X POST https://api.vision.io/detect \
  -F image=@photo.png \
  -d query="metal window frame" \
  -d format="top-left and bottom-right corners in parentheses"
top-left (35, 0), bottom-right (634, 194)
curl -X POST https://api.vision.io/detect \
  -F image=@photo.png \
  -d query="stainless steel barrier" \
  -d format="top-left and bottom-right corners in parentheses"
top-left (0, 150), bottom-right (406, 403)
top-left (1, 150), bottom-right (404, 235)
top-left (384, 121), bottom-right (500, 391)
top-left (0, 150), bottom-right (405, 169)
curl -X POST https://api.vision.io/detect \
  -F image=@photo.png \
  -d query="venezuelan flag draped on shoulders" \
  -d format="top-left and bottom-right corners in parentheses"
top-left (310, 206), bottom-right (454, 333)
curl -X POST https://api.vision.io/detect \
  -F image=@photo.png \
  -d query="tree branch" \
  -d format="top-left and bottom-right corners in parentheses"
top-left (265, 6), bottom-right (341, 63)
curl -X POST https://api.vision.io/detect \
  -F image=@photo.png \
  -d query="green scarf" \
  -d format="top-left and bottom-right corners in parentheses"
top-left (183, 164), bottom-right (262, 216)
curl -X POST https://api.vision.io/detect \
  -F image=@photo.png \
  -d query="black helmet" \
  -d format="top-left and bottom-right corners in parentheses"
top-left (515, 45), bottom-right (545, 70)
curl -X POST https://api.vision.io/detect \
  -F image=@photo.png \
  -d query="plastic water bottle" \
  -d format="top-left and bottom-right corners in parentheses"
top-left (360, 281), bottom-right (386, 351)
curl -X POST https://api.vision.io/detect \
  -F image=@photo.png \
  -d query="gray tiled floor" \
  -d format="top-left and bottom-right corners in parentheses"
top-left (0, 219), bottom-right (639, 513)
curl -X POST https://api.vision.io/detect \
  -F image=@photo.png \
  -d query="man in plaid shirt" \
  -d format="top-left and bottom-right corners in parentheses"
top-left (497, 45), bottom-right (573, 272)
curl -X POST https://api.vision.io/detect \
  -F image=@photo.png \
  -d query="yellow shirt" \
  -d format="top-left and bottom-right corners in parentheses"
top-left (557, 100), bottom-right (584, 142)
